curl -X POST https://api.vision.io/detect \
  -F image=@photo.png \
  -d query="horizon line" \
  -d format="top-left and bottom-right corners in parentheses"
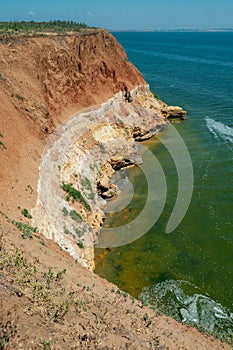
top-left (109, 28), bottom-right (233, 33)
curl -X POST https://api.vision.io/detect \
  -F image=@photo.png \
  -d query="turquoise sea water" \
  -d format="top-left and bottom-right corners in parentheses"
top-left (95, 32), bottom-right (233, 342)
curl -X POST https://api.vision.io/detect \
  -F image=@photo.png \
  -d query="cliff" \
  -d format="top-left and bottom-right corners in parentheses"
top-left (0, 30), bottom-right (144, 132)
top-left (32, 85), bottom-right (167, 269)
top-left (0, 30), bottom-right (228, 350)
top-left (0, 30), bottom-right (147, 218)
top-left (0, 29), bottom-right (171, 269)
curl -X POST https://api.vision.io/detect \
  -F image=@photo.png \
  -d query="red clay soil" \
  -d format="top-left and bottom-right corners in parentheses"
top-left (0, 30), bottom-right (145, 220)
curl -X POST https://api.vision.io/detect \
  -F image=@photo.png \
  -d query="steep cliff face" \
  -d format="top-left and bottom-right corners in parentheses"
top-left (0, 30), bottom-right (145, 133)
top-left (38, 30), bottom-right (145, 123)
top-left (0, 30), bottom-right (145, 218)
top-left (32, 85), bottom-right (167, 269)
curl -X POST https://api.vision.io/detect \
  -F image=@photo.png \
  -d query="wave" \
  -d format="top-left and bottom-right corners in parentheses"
top-left (139, 279), bottom-right (233, 341)
top-left (206, 117), bottom-right (233, 144)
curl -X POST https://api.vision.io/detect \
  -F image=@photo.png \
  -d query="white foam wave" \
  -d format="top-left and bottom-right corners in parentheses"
top-left (206, 117), bottom-right (233, 144)
top-left (140, 279), bottom-right (233, 341)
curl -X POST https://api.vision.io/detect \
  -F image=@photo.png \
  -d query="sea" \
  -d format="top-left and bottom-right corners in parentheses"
top-left (95, 32), bottom-right (233, 343)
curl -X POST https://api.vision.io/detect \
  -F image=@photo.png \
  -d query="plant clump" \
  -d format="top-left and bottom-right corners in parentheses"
top-left (61, 182), bottom-right (91, 211)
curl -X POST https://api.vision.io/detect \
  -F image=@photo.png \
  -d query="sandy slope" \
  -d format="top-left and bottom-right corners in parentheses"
top-left (1, 220), bottom-right (231, 350)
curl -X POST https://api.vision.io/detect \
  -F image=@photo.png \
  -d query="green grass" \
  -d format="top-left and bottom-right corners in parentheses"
top-left (15, 221), bottom-right (37, 239)
top-left (115, 116), bottom-right (124, 125)
top-left (21, 208), bottom-right (32, 219)
top-left (64, 228), bottom-right (70, 235)
top-left (0, 20), bottom-right (90, 35)
top-left (0, 248), bottom-right (88, 323)
top-left (77, 241), bottom-right (84, 249)
top-left (62, 207), bottom-right (69, 217)
top-left (61, 182), bottom-right (91, 211)
top-left (0, 20), bottom-right (95, 44)
top-left (75, 228), bottom-right (84, 237)
top-left (0, 209), bottom-right (37, 239)
top-left (69, 210), bottom-right (82, 222)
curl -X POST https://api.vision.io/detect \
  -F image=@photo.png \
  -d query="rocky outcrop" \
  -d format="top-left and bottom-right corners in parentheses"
top-left (164, 106), bottom-right (187, 120)
top-left (32, 85), bottom-right (168, 269)
top-left (0, 29), bottom-right (185, 268)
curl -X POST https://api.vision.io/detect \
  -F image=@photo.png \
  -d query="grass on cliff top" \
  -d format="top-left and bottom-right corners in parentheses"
top-left (0, 20), bottom-right (92, 34)
top-left (0, 20), bottom-right (97, 43)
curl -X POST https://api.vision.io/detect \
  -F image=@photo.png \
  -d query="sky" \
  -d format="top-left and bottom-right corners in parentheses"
top-left (0, 0), bottom-right (233, 30)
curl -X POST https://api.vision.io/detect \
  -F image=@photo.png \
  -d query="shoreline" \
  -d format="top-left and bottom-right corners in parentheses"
top-left (32, 84), bottom-right (173, 269)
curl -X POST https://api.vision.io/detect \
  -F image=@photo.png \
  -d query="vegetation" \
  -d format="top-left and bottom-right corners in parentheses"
top-left (151, 90), bottom-right (161, 101)
top-left (114, 115), bottom-right (124, 125)
top-left (77, 241), bottom-right (84, 249)
top-left (0, 132), bottom-right (6, 150)
top-left (61, 182), bottom-right (91, 211)
top-left (69, 210), bottom-right (82, 223)
top-left (0, 209), bottom-right (37, 239)
top-left (0, 20), bottom-right (95, 44)
top-left (21, 208), bottom-right (32, 219)
top-left (75, 228), bottom-right (84, 237)
top-left (0, 248), bottom-right (87, 323)
top-left (97, 142), bottom-right (107, 154)
top-left (43, 340), bottom-right (51, 350)
top-left (15, 222), bottom-right (37, 239)
top-left (62, 207), bottom-right (69, 217)
top-left (0, 20), bottom-right (90, 35)
top-left (80, 177), bottom-right (95, 200)
top-left (15, 94), bottom-right (24, 101)
top-left (64, 228), bottom-right (70, 235)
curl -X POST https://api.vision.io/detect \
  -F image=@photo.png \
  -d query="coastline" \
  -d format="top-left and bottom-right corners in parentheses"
top-left (32, 84), bottom-right (170, 269)
top-left (1, 28), bottom-right (232, 348)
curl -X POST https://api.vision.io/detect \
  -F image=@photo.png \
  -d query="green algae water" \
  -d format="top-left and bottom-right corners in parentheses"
top-left (95, 32), bottom-right (233, 342)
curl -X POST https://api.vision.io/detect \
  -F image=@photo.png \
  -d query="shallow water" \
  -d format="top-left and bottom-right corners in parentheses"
top-left (95, 32), bottom-right (233, 342)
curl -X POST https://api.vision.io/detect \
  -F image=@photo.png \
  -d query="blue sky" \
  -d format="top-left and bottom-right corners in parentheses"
top-left (0, 0), bottom-right (232, 30)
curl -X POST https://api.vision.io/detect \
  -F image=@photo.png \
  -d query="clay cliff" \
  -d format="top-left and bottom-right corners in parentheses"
top-left (0, 30), bottom-right (144, 133)
top-left (0, 30), bottom-right (145, 218)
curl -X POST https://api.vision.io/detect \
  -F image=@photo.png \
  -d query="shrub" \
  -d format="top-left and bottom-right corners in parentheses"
top-left (69, 210), bottom-right (82, 222)
top-left (77, 241), bottom-right (84, 249)
top-left (15, 93), bottom-right (24, 101)
top-left (15, 221), bottom-right (37, 239)
top-left (22, 208), bottom-right (32, 219)
top-left (75, 228), bottom-right (84, 237)
top-left (62, 207), bottom-right (68, 217)
top-left (61, 182), bottom-right (91, 211)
